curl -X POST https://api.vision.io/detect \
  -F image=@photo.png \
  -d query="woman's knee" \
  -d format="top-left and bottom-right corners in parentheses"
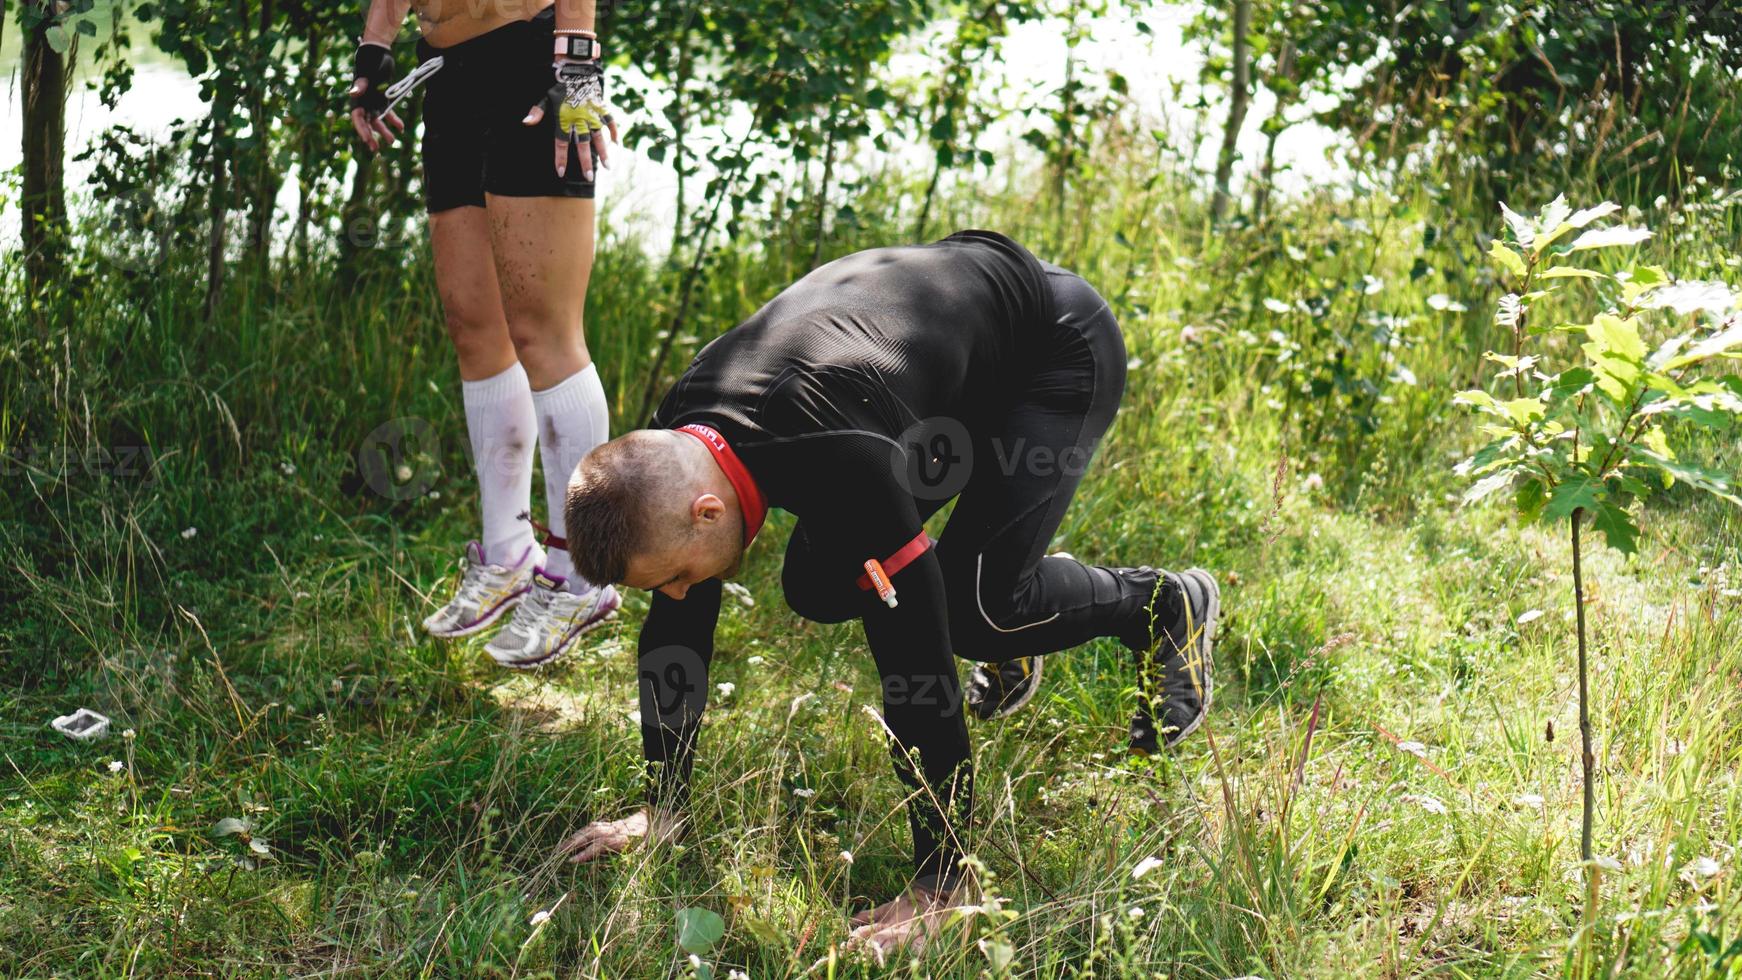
top-left (506, 314), bottom-right (591, 384)
top-left (443, 307), bottom-right (512, 368)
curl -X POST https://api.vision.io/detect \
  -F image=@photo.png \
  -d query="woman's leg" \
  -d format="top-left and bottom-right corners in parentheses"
top-left (487, 194), bottom-right (610, 590)
top-left (429, 206), bottom-right (539, 566)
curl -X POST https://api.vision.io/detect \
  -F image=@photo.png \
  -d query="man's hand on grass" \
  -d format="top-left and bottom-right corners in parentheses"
top-left (555, 807), bottom-right (683, 863)
top-left (839, 877), bottom-right (965, 966)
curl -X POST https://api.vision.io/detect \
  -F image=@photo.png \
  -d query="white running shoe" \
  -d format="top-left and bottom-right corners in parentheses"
top-left (485, 568), bottom-right (622, 669)
top-left (421, 541), bottom-right (540, 638)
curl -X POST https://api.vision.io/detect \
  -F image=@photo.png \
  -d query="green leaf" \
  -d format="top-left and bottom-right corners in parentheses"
top-left (45, 24), bottom-right (71, 53)
top-left (1538, 201), bottom-right (1620, 249)
top-left (1543, 367), bottom-right (1596, 403)
top-left (981, 938), bottom-right (1016, 972)
top-left (1589, 502), bottom-right (1640, 555)
top-left (1534, 196), bottom-right (1571, 247)
top-left (1464, 468), bottom-right (1517, 504)
top-left (1537, 266), bottom-right (1607, 281)
top-left (211, 818), bottom-right (248, 838)
top-left (676, 908), bottom-right (725, 954)
top-left (1568, 226), bottom-right (1653, 251)
top-left (1498, 397), bottom-right (1544, 426)
top-left (1457, 437), bottom-right (1521, 477)
top-left (1585, 313), bottom-right (1647, 363)
top-left (1584, 352), bottom-right (1640, 403)
top-left (1454, 387), bottom-right (1493, 404)
top-left (1667, 324), bottom-right (1742, 369)
top-left (1499, 203), bottom-right (1535, 250)
top-left (1516, 478), bottom-right (1549, 523)
top-left (1630, 448), bottom-right (1742, 505)
top-left (1545, 476), bottom-right (1602, 521)
top-left (1488, 240), bottom-right (1527, 279)
top-left (1564, 202), bottom-right (1621, 230)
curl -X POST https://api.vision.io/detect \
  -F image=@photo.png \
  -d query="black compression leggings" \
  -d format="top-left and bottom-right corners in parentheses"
top-left (782, 263), bottom-right (1153, 661)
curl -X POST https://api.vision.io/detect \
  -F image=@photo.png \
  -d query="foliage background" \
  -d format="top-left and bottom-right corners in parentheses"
top-left (3, 0), bottom-right (1742, 976)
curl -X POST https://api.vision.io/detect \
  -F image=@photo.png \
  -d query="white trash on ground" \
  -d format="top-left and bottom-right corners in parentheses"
top-left (51, 708), bottom-right (111, 741)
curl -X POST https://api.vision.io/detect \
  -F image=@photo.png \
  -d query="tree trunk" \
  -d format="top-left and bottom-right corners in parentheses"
top-left (811, 106), bottom-right (838, 268)
top-left (245, 0), bottom-right (280, 277)
top-left (336, 148), bottom-right (378, 289)
top-left (1251, 40), bottom-right (1295, 225)
top-left (22, 0), bottom-right (70, 297)
top-left (1210, 0), bottom-right (1253, 223)
top-left (670, 37), bottom-right (690, 262)
top-left (1571, 509), bottom-right (1599, 925)
top-left (205, 114), bottom-right (233, 320)
top-left (914, 161), bottom-right (943, 242)
top-left (293, 32), bottom-right (324, 265)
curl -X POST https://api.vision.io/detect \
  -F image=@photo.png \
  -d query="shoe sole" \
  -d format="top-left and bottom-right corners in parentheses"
top-left (424, 588), bottom-right (528, 640)
top-left (1162, 569), bottom-right (1218, 747)
top-left (984, 656), bottom-right (1045, 721)
top-left (491, 592), bottom-right (623, 670)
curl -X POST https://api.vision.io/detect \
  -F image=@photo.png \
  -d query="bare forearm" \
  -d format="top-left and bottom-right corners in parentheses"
top-left (555, 0), bottom-right (596, 35)
top-left (361, 0), bottom-right (413, 47)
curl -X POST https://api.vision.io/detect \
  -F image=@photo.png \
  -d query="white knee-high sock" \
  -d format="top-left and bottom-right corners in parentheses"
top-left (462, 361), bottom-right (539, 566)
top-left (531, 362), bottom-right (610, 589)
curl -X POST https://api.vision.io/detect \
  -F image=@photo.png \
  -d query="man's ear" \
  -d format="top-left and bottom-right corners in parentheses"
top-left (692, 492), bottom-right (726, 527)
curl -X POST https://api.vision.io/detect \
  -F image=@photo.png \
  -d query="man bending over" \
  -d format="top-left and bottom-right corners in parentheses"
top-left (554, 230), bottom-right (1219, 958)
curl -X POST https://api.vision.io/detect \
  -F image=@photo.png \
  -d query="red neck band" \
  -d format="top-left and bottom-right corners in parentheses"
top-left (676, 423), bottom-right (768, 546)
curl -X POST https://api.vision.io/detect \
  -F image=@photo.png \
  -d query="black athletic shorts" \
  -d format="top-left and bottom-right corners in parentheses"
top-left (416, 6), bottom-right (596, 213)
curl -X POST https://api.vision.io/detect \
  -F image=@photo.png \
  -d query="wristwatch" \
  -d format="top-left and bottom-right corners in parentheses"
top-left (554, 34), bottom-right (602, 61)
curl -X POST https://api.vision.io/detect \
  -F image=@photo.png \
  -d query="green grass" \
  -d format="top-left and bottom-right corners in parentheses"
top-left (3, 137), bottom-right (1742, 978)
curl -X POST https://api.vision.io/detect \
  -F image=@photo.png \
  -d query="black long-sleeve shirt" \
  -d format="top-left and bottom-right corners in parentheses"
top-left (637, 230), bottom-right (1055, 877)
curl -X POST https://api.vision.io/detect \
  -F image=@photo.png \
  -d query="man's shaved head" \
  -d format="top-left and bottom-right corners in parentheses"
top-left (563, 430), bottom-right (745, 595)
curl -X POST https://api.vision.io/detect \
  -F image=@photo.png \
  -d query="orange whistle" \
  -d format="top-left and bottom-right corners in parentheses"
top-left (863, 558), bottom-right (898, 608)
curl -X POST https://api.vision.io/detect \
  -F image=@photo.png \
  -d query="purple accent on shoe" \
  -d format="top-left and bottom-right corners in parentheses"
top-left (501, 588), bottom-right (622, 669)
top-left (466, 540), bottom-right (487, 565)
top-left (531, 566), bottom-right (568, 592)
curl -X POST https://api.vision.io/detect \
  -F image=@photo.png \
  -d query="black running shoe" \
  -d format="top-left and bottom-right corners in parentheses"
top-left (966, 656), bottom-right (1045, 721)
top-left (1125, 568), bottom-right (1219, 753)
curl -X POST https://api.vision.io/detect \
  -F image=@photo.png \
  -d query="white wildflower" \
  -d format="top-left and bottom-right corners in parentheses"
top-left (180, 527), bottom-right (198, 540)
top-left (627, 710), bottom-right (642, 726)
top-left (1132, 856), bottom-right (1163, 880)
top-left (839, 850), bottom-right (854, 864)
top-left (1687, 856), bottom-right (1721, 878)
top-left (1303, 472), bottom-right (1324, 492)
top-left (715, 682), bottom-right (735, 698)
top-left (395, 463), bottom-right (413, 482)
top-left (1513, 793), bottom-right (1545, 809)
top-left (121, 728), bottom-right (136, 740)
top-left (1127, 356), bottom-right (1144, 370)
top-left (1401, 793), bottom-right (1447, 815)
top-left (1126, 905), bottom-right (1145, 919)
top-left (723, 581), bottom-right (755, 608)
top-left (1397, 740), bottom-right (1428, 758)
top-left (1362, 274), bottom-right (1384, 295)
top-left (747, 655), bottom-right (765, 666)
top-left (1516, 609), bottom-right (1544, 625)
top-left (529, 909), bottom-right (552, 927)
top-left (792, 787), bottom-right (816, 799)
top-left (108, 760), bottom-right (125, 773)
top-left (1262, 298), bottom-right (1292, 314)
top-left (279, 461), bottom-right (296, 476)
